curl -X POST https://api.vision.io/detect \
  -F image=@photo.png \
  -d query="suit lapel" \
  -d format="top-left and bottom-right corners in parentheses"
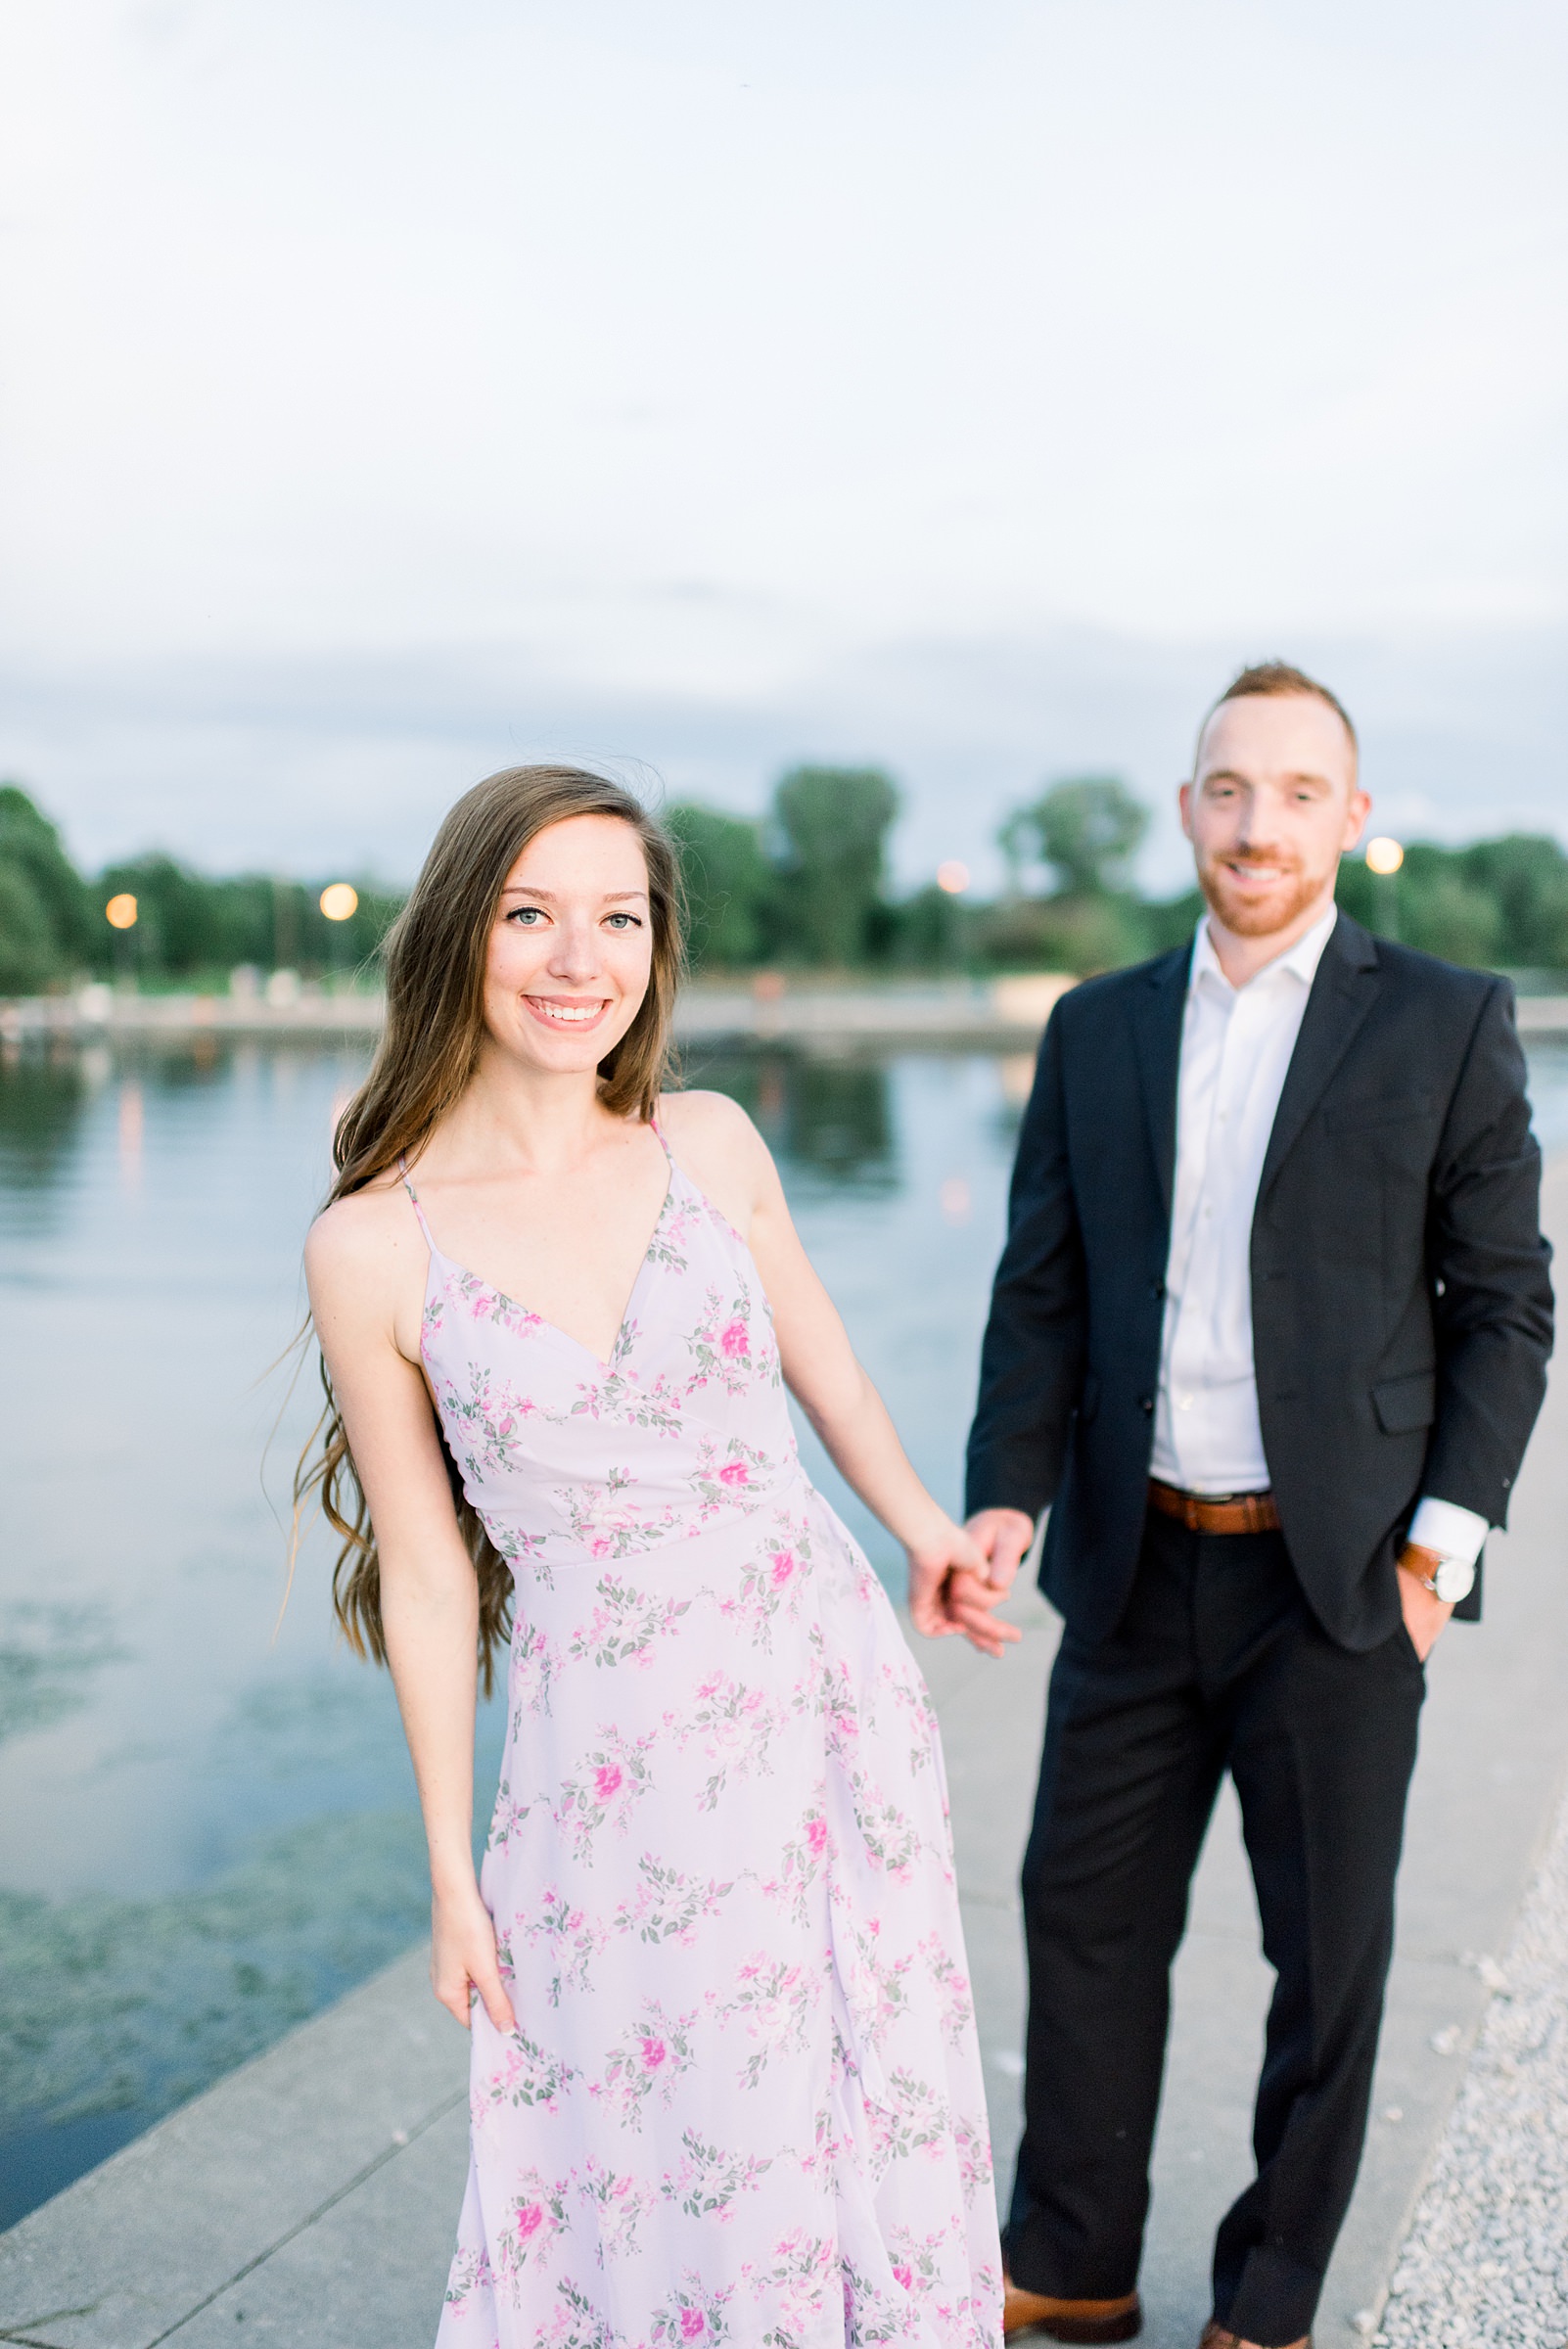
top-left (1129, 945), bottom-right (1190, 1222)
top-left (1258, 912), bottom-right (1381, 1200)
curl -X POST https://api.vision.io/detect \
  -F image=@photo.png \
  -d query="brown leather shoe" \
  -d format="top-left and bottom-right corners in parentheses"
top-left (1197, 2324), bottom-right (1311, 2349)
top-left (1003, 2279), bottom-right (1142, 2342)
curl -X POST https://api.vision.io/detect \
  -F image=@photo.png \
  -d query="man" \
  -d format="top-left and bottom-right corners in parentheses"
top-left (958, 665), bottom-right (1553, 2349)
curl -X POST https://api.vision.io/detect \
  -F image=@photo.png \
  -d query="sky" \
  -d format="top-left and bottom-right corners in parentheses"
top-left (1, 0), bottom-right (1565, 894)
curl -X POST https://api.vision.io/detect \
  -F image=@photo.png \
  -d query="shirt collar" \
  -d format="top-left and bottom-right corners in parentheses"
top-left (1189, 901), bottom-right (1339, 999)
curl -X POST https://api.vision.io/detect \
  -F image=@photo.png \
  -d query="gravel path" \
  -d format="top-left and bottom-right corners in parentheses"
top-left (1376, 1769), bottom-right (1568, 2348)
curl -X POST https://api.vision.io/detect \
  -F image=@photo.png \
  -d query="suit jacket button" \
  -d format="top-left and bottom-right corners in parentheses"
top-left (1138, 1394), bottom-right (1154, 1414)
top-left (1149, 1280), bottom-right (1166, 1300)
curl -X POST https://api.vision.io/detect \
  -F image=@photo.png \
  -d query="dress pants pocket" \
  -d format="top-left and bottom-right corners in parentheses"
top-left (1392, 1616), bottom-right (1428, 1680)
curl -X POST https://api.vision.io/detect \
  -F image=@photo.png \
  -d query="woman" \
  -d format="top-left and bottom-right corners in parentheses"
top-left (301, 765), bottom-right (1012, 2347)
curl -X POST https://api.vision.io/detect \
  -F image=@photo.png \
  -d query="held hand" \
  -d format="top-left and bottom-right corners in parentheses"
top-left (1397, 1547), bottom-right (1455, 1663)
top-left (432, 1880), bottom-right (517, 2034)
top-left (906, 1518), bottom-right (1024, 1659)
top-left (964, 1506), bottom-right (1038, 1594)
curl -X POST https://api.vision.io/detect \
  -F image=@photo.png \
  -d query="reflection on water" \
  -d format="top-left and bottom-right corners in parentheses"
top-left (683, 1049), bottom-right (899, 1190)
top-left (0, 1052), bottom-right (93, 1209)
top-left (0, 1030), bottom-right (1561, 2230)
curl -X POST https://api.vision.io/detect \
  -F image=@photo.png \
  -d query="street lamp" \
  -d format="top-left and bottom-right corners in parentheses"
top-left (1363, 837), bottom-right (1404, 940)
top-left (319, 882), bottom-right (359, 989)
top-left (105, 892), bottom-right (138, 987)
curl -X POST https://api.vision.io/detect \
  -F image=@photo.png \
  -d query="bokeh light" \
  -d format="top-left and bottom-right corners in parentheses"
top-left (105, 893), bottom-right (138, 930)
top-left (319, 882), bottom-right (359, 922)
top-left (936, 860), bottom-right (971, 896)
top-left (1364, 837), bottom-right (1405, 875)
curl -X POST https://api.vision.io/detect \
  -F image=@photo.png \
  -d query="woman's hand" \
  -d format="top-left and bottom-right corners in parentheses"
top-left (432, 1878), bottom-right (517, 2034)
top-left (906, 1515), bottom-right (1024, 1660)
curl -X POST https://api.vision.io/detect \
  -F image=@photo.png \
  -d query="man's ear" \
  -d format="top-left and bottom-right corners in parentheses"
top-left (1177, 781), bottom-right (1195, 841)
top-left (1342, 787), bottom-right (1371, 851)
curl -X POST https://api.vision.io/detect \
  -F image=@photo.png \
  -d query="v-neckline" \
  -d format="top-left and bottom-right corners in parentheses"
top-left (410, 1147), bottom-right (677, 1375)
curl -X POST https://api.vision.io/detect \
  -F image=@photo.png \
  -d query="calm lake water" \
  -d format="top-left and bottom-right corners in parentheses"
top-left (3, 1030), bottom-right (1565, 2230)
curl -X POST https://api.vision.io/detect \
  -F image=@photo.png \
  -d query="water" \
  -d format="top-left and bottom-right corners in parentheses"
top-left (2, 1031), bottom-right (1562, 2231)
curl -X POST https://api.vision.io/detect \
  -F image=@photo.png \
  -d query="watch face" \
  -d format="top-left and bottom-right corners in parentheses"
top-left (1433, 1556), bottom-right (1476, 1604)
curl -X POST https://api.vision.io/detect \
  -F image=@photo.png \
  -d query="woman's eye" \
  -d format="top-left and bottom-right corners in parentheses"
top-left (605, 912), bottom-right (641, 930)
top-left (508, 906), bottom-right (545, 925)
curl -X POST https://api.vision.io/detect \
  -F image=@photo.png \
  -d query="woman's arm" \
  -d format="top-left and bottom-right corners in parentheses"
top-left (304, 1199), bottom-right (517, 2031)
top-left (662, 1093), bottom-right (1020, 1657)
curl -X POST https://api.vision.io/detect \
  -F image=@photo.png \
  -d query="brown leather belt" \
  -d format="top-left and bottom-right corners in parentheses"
top-left (1147, 1478), bottom-right (1281, 1536)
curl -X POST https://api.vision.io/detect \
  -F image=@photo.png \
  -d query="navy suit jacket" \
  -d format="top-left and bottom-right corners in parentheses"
top-left (964, 913), bottom-right (1554, 1651)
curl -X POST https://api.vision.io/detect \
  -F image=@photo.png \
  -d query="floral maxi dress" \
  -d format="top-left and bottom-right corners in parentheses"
top-left (405, 1129), bottom-right (1003, 2349)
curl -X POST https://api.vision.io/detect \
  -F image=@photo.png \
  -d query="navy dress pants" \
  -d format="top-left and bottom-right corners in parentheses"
top-left (1005, 1509), bottom-right (1425, 2348)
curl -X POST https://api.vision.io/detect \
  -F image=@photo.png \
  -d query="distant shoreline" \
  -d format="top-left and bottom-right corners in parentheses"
top-left (5, 975), bottom-right (1568, 1047)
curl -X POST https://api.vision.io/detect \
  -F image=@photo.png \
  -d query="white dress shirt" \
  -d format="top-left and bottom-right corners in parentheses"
top-left (1150, 910), bottom-right (1487, 1569)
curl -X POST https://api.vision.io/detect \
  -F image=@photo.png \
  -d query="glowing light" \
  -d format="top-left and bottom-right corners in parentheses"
top-left (1364, 837), bottom-right (1405, 876)
top-left (105, 893), bottom-right (138, 930)
top-left (320, 882), bottom-right (359, 922)
top-left (936, 860), bottom-right (971, 895)
top-left (939, 1175), bottom-right (972, 1225)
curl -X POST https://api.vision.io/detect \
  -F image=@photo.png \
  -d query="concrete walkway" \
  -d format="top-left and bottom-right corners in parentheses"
top-left (5, 1161), bottom-right (1565, 2349)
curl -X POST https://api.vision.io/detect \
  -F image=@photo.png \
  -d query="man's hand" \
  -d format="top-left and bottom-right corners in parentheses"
top-left (964, 1507), bottom-right (1038, 1592)
top-left (927, 1507), bottom-right (1035, 1651)
top-left (906, 1516), bottom-right (1024, 1658)
top-left (1397, 1544), bottom-right (1455, 1663)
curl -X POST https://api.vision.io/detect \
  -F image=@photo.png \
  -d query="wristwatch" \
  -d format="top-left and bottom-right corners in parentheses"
top-left (1398, 1542), bottom-right (1476, 1605)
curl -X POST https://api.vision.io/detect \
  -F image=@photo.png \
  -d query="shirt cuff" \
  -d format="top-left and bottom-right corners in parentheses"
top-left (1407, 1497), bottom-right (1490, 1567)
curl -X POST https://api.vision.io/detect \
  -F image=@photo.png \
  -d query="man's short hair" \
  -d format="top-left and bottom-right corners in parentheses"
top-left (1197, 661), bottom-right (1358, 769)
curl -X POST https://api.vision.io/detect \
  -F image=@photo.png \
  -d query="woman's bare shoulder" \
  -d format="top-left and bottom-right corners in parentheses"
top-left (304, 1174), bottom-right (420, 1294)
top-left (658, 1089), bottom-right (775, 1219)
top-left (659, 1087), bottom-right (765, 1158)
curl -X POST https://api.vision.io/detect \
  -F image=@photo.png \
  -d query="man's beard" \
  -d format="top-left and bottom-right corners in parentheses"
top-left (1197, 849), bottom-right (1326, 939)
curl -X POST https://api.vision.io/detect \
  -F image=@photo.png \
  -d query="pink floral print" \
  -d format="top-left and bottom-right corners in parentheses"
top-left (403, 1129), bottom-right (1001, 2347)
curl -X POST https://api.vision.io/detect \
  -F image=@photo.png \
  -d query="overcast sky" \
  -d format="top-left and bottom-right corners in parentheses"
top-left (1, 0), bottom-right (1564, 892)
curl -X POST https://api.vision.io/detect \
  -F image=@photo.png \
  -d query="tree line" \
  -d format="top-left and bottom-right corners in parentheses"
top-left (3, 769), bottom-right (1566, 997)
top-left (675, 769), bottom-right (1568, 978)
top-left (0, 786), bottom-right (404, 995)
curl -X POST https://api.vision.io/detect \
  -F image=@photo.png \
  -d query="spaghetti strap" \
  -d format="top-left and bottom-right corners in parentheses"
top-left (396, 1153), bottom-right (437, 1249)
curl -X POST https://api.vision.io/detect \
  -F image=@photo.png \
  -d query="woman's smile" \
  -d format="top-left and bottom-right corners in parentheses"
top-left (524, 993), bottom-right (612, 1030)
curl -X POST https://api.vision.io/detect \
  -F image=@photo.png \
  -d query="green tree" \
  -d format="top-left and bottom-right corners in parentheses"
top-left (1140, 887), bottom-right (1207, 956)
top-left (87, 856), bottom-right (403, 981)
top-left (95, 852), bottom-right (230, 975)
top-left (1000, 776), bottom-right (1149, 897)
top-left (978, 892), bottom-right (1145, 975)
top-left (1458, 835), bottom-right (1568, 967)
top-left (665, 805), bottom-right (775, 970)
top-left (0, 860), bottom-right (63, 993)
top-left (770, 766), bottom-right (899, 968)
top-left (888, 883), bottom-right (970, 971)
top-left (0, 786), bottom-right (95, 983)
top-left (1396, 845), bottom-right (1502, 967)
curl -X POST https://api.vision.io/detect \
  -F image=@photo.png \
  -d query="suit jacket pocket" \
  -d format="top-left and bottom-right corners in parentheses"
top-left (1372, 1369), bottom-right (1437, 1434)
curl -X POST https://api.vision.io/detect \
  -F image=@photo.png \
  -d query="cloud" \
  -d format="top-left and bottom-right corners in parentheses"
top-left (0, 1), bottom-right (1563, 877)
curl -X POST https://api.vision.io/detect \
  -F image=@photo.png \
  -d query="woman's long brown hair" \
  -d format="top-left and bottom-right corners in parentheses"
top-left (294, 764), bottom-right (687, 1695)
